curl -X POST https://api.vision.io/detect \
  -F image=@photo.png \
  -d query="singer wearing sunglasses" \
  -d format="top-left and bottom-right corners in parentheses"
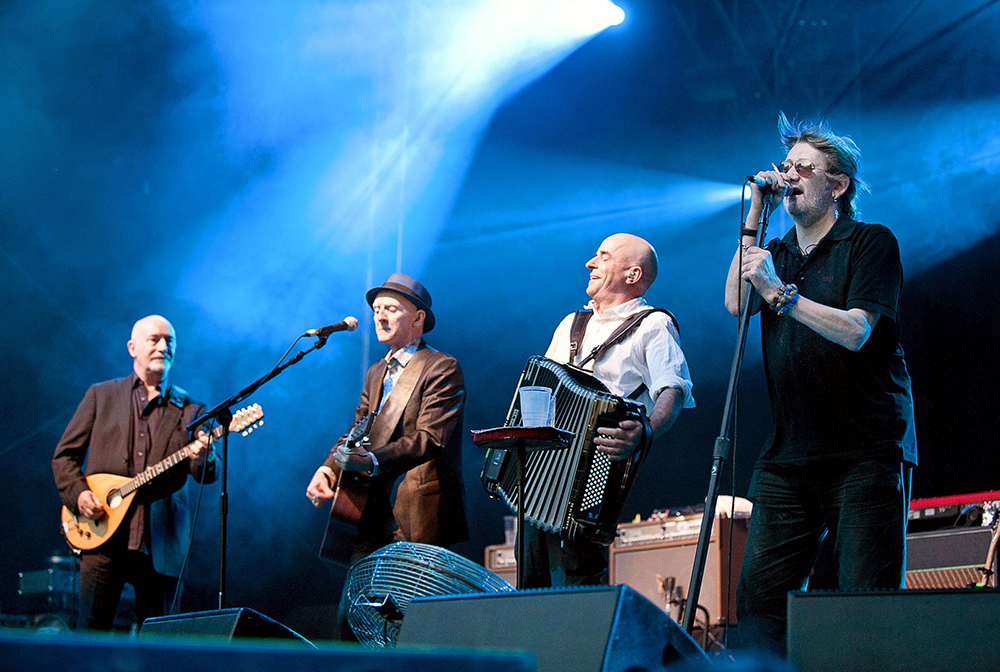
top-left (724, 114), bottom-right (916, 656)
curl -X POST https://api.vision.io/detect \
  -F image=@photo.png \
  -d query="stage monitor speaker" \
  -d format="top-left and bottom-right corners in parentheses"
top-left (139, 608), bottom-right (312, 644)
top-left (609, 514), bottom-right (747, 625)
top-left (397, 584), bottom-right (709, 672)
top-left (787, 588), bottom-right (1000, 672)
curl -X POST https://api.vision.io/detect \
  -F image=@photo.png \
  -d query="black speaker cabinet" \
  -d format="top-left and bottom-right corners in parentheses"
top-left (608, 514), bottom-right (748, 625)
top-left (397, 584), bottom-right (709, 672)
top-left (139, 608), bottom-right (312, 643)
top-left (787, 588), bottom-right (1000, 672)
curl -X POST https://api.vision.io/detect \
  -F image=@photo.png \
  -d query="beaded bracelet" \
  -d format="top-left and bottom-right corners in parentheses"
top-left (772, 283), bottom-right (799, 316)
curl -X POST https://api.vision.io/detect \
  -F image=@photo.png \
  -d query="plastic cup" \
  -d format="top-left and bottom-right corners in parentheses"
top-left (503, 516), bottom-right (517, 546)
top-left (519, 386), bottom-right (551, 426)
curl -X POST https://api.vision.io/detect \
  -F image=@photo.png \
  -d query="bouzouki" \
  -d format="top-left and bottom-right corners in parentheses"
top-left (60, 403), bottom-right (264, 551)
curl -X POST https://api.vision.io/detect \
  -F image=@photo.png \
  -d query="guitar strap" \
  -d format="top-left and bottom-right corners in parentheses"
top-left (366, 346), bottom-right (432, 450)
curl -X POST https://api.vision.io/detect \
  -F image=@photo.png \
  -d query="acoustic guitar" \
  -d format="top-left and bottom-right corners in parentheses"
top-left (315, 411), bottom-right (377, 566)
top-left (326, 411), bottom-right (378, 524)
top-left (60, 403), bottom-right (264, 551)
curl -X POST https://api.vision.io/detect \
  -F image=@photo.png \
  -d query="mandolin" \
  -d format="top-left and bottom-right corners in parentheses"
top-left (60, 403), bottom-right (263, 550)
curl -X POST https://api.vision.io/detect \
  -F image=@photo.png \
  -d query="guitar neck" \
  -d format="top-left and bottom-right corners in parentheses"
top-left (118, 423), bottom-right (225, 498)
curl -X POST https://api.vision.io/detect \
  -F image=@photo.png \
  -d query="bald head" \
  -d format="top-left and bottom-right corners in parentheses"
top-left (585, 233), bottom-right (659, 312)
top-left (127, 315), bottom-right (176, 385)
top-left (610, 233), bottom-right (658, 290)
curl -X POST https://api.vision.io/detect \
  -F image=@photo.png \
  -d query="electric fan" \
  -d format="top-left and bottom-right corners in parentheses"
top-left (346, 541), bottom-right (515, 647)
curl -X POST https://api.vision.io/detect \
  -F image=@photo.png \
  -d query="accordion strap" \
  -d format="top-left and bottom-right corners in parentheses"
top-left (568, 311), bottom-right (593, 365)
top-left (573, 307), bottom-right (680, 371)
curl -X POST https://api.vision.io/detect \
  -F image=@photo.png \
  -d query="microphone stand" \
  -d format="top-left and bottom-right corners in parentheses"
top-left (187, 333), bottom-right (333, 609)
top-left (681, 191), bottom-right (778, 634)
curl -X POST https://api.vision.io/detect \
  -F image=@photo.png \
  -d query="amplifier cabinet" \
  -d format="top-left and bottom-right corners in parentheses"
top-left (484, 544), bottom-right (517, 588)
top-left (905, 526), bottom-right (997, 589)
top-left (608, 514), bottom-right (748, 626)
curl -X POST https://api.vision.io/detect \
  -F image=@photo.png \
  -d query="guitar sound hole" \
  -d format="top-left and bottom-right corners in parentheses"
top-left (107, 491), bottom-right (123, 509)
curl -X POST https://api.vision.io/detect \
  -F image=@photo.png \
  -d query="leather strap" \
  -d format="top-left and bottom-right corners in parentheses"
top-left (568, 310), bottom-right (593, 365)
top-left (576, 308), bottom-right (680, 370)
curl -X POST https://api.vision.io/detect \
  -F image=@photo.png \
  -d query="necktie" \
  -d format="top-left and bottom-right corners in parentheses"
top-left (378, 361), bottom-right (396, 412)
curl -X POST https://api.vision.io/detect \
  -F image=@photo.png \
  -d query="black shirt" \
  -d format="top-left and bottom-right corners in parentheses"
top-left (753, 218), bottom-right (917, 467)
top-left (128, 374), bottom-right (170, 551)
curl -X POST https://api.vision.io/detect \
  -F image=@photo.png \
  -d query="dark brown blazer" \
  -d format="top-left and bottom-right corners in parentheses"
top-left (323, 343), bottom-right (468, 548)
top-left (52, 375), bottom-right (216, 576)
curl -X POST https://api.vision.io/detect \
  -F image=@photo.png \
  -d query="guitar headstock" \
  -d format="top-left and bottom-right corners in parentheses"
top-left (344, 412), bottom-right (376, 448)
top-left (230, 403), bottom-right (264, 436)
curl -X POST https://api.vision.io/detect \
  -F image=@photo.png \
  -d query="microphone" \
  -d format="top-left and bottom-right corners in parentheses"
top-left (747, 175), bottom-right (792, 197)
top-left (304, 316), bottom-right (359, 338)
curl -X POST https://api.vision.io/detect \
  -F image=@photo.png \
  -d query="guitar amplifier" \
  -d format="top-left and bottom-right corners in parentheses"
top-left (904, 490), bottom-right (999, 589)
top-left (484, 544), bottom-right (518, 588)
top-left (906, 526), bottom-right (996, 589)
top-left (608, 513), bottom-right (748, 626)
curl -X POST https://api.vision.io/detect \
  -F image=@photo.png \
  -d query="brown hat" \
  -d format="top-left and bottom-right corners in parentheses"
top-left (366, 273), bottom-right (435, 332)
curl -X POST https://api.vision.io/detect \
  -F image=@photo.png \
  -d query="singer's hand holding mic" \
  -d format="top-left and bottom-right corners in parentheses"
top-left (746, 163), bottom-right (793, 199)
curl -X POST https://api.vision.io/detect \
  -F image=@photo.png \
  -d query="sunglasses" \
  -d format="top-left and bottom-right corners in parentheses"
top-left (777, 159), bottom-right (838, 178)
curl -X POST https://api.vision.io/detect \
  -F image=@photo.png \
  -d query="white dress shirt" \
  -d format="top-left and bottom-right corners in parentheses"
top-left (544, 297), bottom-right (695, 413)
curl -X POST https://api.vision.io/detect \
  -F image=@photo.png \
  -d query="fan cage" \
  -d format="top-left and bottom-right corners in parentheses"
top-left (346, 541), bottom-right (514, 647)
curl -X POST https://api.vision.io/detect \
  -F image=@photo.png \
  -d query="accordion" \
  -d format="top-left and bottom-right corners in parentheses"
top-left (481, 356), bottom-right (651, 545)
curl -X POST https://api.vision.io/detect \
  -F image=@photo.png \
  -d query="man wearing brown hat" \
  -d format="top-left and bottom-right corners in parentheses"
top-left (306, 273), bottom-right (468, 633)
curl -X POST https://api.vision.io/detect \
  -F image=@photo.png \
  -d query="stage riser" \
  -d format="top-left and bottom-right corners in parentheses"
top-left (0, 632), bottom-right (534, 672)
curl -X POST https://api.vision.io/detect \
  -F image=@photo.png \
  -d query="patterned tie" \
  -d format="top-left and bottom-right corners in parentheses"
top-left (378, 361), bottom-right (396, 412)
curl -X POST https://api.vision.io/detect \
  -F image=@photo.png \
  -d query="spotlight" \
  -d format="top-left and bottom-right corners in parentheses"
top-left (605, 3), bottom-right (626, 27)
top-left (566, 1), bottom-right (626, 33)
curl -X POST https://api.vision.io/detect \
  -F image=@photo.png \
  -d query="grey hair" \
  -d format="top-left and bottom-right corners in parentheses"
top-left (778, 112), bottom-right (870, 219)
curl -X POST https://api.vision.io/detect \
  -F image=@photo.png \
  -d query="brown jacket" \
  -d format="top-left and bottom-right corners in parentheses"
top-left (323, 343), bottom-right (468, 548)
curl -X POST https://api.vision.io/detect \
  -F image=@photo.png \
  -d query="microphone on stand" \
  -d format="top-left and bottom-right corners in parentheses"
top-left (747, 175), bottom-right (793, 198)
top-left (304, 316), bottom-right (359, 338)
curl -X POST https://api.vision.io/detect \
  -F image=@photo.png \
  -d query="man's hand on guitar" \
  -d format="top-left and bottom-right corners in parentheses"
top-left (77, 490), bottom-right (105, 520)
top-left (306, 466), bottom-right (337, 508)
top-left (333, 443), bottom-right (375, 474)
top-left (594, 418), bottom-right (643, 462)
top-left (189, 430), bottom-right (212, 465)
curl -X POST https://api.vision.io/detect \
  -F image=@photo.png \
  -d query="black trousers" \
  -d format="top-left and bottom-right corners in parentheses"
top-left (736, 459), bottom-right (910, 655)
top-left (77, 533), bottom-right (176, 631)
top-left (522, 524), bottom-right (608, 588)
